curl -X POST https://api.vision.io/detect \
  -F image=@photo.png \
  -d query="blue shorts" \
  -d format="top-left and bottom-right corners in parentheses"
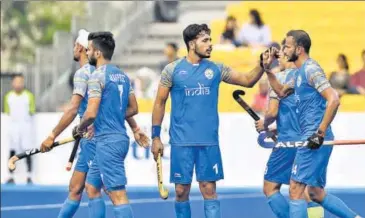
top-left (264, 148), bottom-right (297, 185)
top-left (291, 143), bottom-right (333, 187)
top-left (74, 138), bottom-right (96, 173)
top-left (170, 146), bottom-right (224, 184)
top-left (86, 136), bottom-right (129, 191)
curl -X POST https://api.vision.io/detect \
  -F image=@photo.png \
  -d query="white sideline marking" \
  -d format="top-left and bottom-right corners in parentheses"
top-left (1, 193), bottom-right (263, 211)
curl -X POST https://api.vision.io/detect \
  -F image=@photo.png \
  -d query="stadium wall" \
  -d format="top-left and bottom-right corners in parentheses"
top-left (1, 113), bottom-right (364, 188)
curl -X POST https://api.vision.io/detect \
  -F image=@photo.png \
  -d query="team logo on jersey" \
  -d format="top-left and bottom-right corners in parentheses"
top-left (296, 75), bottom-right (302, 87)
top-left (204, 69), bottom-right (214, 80)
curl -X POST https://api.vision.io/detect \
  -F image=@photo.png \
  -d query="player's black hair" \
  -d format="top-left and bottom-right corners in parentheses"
top-left (362, 50), bottom-right (365, 56)
top-left (286, 30), bottom-right (311, 54)
top-left (281, 38), bottom-right (286, 46)
top-left (338, 53), bottom-right (349, 70)
top-left (167, 42), bottom-right (178, 52)
top-left (183, 24), bottom-right (211, 51)
top-left (12, 73), bottom-right (24, 80)
top-left (249, 9), bottom-right (264, 27)
top-left (88, 31), bottom-right (115, 60)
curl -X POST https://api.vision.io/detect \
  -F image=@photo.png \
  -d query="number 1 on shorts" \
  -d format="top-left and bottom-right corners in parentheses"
top-left (213, 163), bottom-right (218, 174)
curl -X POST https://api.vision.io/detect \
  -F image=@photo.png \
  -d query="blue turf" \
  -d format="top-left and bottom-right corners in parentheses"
top-left (1, 185), bottom-right (364, 218)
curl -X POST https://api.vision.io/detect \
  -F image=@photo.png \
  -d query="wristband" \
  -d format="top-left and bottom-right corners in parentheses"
top-left (152, 125), bottom-right (161, 139)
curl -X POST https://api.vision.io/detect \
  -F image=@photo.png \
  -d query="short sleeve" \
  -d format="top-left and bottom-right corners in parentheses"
top-left (160, 63), bottom-right (174, 88)
top-left (73, 68), bottom-right (89, 97)
top-left (219, 64), bottom-right (233, 82)
top-left (88, 69), bottom-right (105, 98)
top-left (305, 62), bottom-right (331, 93)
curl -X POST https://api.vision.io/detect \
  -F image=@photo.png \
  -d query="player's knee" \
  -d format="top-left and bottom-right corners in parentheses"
top-left (108, 189), bottom-right (128, 205)
top-left (175, 184), bottom-right (190, 201)
top-left (199, 182), bottom-right (217, 199)
top-left (85, 183), bottom-right (101, 199)
top-left (263, 181), bottom-right (281, 197)
top-left (289, 180), bottom-right (305, 199)
top-left (69, 182), bottom-right (84, 200)
top-left (307, 186), bottom-right (325, 203)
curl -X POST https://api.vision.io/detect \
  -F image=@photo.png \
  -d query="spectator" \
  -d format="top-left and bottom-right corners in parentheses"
top-left (159, 42), bottom-right (179, 72)
top-left (251, 77), bottom-right (269, 114)
top-left (3, 74), bottom-right (35, 184)
top-left (237, 9), bottom-right (272, 48)
top-left (220, 16), bottom-right (240, 47)
top-left (350, 50), bottom-right (365, 94)
top-left (329, 53), bottom-right (359, 96)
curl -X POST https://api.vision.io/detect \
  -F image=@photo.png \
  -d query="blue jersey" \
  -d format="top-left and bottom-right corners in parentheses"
top-left (160, 58), bottom-right (233, 146)
top-left (87, 64), bottom-right (132, 140)
top-left (269, 68), bottom-right (301, 142)
top-left (294, 58), bottom-right (334, 139)
top-left (72, 63), bottom-right (95, 117)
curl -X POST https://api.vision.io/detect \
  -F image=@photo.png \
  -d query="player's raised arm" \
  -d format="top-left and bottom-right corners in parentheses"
top-left (221, 63), bottom-right (264, 88)
top-left (307, 66), bottom-right (340, 140)
top-left (151, 65), bottom-right (172, 160)
top-left (77, 70), bottom-right (103, 133)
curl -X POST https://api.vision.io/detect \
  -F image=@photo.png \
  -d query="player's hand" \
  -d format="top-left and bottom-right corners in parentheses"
top-left (133, 127), bottom-right (150, 148)
top-left (72, 125), bottom-right (83, 140)
top-left (307, 131), bottom-right (324, 150)
top-left (255, 119), bottom-right (267, 132)
top-left (260, 47), bottom-right (279, 70)
top-left (151, 137), bottom-right (164, 161)
top-left (85, 124), bottom-right (94, 139)
top-left (40, 135), bottom-right (55, 153)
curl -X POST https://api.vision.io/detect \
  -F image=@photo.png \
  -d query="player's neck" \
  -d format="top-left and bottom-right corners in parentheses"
top-left (96, 59), bottom-right (109, 68)
top-left (78, 55), bottom-right (89, 68)
top-left (186, 52), bottom-right (202, 64)
top-left (294, 54), bottom-right (309, 68)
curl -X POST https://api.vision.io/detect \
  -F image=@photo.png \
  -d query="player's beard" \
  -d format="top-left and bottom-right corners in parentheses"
top-left (73, 56), bottom-right (79, 62)
top-left (287, 52), bottom-right (299, 62)
top-left (194, 49), bottom-right (211, 59)
top-left (88, 56), bottom-right (97, 66)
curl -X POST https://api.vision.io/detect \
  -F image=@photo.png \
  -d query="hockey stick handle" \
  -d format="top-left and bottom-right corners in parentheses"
top-left (272, 139), bottom-right (365, 148)
top-left (66, 137), bottom-right (82, 171)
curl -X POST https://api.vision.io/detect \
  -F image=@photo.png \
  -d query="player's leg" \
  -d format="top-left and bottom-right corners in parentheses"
top-left (58, 170), bottom-right (86, 218)
top-left (196, 146), bottom-right (224, 218)
top-left (170, 146), bottom-right (195, 218)
top-left (7, 125), bottom-right (20, 184)
top-left (289, 148), bottom-right (310, 218)
top-left (263, 148), bottom-right (297, 218)
top-left (304, 145), bottom-right (361, 218)
top-left (304, 188), bottom-right (324, 218)
top-left (98, 139), bottom-right (132, 218)
top-left (22, 123), bottom-right (33, 183)
top-left (85, 140), bottom-right (106, 218)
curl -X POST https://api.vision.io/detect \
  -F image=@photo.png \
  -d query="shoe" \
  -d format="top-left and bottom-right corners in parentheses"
top-left (27, 177), bottom-right (33, 184)
top-left (6, 178), bottom-right (15, 184)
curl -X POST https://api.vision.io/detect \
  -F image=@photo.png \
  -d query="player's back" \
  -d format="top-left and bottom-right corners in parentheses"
top-left (165, 58), bottom-right (225, 146)
top-left (275, 68), bottom-right (301, 142)
top-left (73, 63), bottom-right (96, 118)
top-left (91, 64), bottom-right (130, 141)
top-left (295, 58), bottom-right (333, 139)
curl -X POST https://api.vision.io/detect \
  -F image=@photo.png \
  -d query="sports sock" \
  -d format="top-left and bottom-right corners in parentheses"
top-left (320, 194), bottom-right (358, 218)
top-left (289, 199), bottom-right (308, 218)
top-left (175, 201), bottom-right (191, 218)
top-left (204, 199), bottom-right (221, 218)
top-left (57, 198), bottom-right (80, 218)
top-left (113, 204), bottom-right (134, 218)
top-left (267, 192), bottom-right (290, 218)
top-left (88, 196), bottom-right (106, 218)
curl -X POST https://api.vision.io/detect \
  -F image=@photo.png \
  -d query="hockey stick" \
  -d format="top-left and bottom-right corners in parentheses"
top-left (233, 89), bottom-right (278, 142)
top-left (156, 153), bottom-right (169, 200)
top-left (262, 138), bottom-right (365, 149)
top-left (8, 137), bottom-right (75, 171)
top-left (66, 137), bottom-right (82, 171)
